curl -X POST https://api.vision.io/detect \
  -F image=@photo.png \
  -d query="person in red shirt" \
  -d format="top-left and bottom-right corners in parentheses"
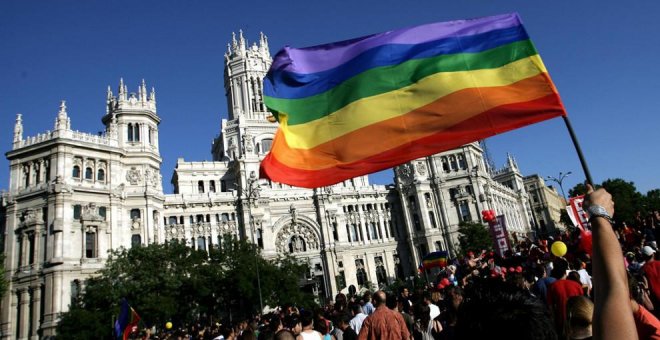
top-left (642, 246), bottom-right (660, 312)
top-left (547, 259), bottom-right (584, 336)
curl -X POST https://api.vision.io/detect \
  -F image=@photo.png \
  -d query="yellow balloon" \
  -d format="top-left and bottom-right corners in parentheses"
top-left (165, 322), bottom-right (173, 330)
top-left (551, 241), bottom-right (567, 257)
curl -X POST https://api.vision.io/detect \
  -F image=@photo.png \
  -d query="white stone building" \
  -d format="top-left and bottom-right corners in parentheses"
top-left (0, 31), bottom-right (537, 339)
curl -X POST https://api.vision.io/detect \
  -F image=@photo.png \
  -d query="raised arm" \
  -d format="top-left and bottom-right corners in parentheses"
top-left (585, 184), bottom-right (638, 340)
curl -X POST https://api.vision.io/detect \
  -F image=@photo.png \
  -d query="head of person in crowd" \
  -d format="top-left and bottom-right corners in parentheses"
top-left (283, 315), bottom-right (301, 335)
top-left (567, 271), bottom-right (582, 286)
top-left (299, 310), bottom-right (314, 330)
top-left (386, 293), bottom-right (398, 310)
top-left (313, 318), bottom-right (330, 336)
top-left (456, 279), bottom-right (558, 340)
top-left (349, 302), bottom-right (363, 316)
top-left (445, 285), bottom-right (464, 310)
top-left (274, 329), bottom-right (296, 340)
top-left (373, 290), bottom-right (386, 307)
top-left (336, 313), bottom-right (352, 331)
top-left (642, 245), bottom-right (656, 261)
top-left (269, 314), bottom-right (283, 333)
top-left (551, 258), bottom-right (569, 280)
top-left (399, 286), bottom-right (410, 299)
top-left (414, 304), bottom-right (431, 328)
top-left (564, 295), bottom-right (593, 340)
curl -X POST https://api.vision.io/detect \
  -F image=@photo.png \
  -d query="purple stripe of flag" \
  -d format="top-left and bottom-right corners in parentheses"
top-left (271, 13), bottom-right (521, 74)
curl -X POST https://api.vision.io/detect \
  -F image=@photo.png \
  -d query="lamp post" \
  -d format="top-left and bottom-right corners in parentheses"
top-left (240, 171), bottom-right (264, 313)
top-left (546, 171), bottom-right (572, 200)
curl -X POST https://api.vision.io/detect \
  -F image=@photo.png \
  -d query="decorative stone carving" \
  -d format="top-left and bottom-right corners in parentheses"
top-left (126, 167), bottom-right (142, 185)
top-left (111, 183), bottom-right (126, 199)
top-left (289, 204), bottom-right (298, 225)
top-left (275, 222), bottom-right (319, 254)
top-left (242, 133), bottom-right (254, 153)
top-left (397, 164), bottom-right (413, 184)
top-left (81, 203), bottom-right (103, 221)
top-left (50, 176), bottom-right (72, 194)
top-left (416, 161), bottom-right (427, 176)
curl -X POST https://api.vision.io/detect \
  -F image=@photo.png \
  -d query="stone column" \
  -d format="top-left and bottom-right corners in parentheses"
top-left (30, 287), bottom-right (41, 339)
top-left (365, 254), bottom-right (378, 288)
top-left (383, 251), bottom-right (396, 284)
top-left (18, 290), bottom-right (29, 339)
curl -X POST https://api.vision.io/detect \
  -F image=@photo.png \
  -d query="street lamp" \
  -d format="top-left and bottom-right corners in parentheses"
top-left (546, 171), bottom-right (572, 200)
top-left (239, 171), bottom-right (264, 313)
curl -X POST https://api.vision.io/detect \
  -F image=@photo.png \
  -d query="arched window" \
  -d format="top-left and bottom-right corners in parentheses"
top-left (85, 167), bottom-right (93, 180)
top-left (168, 216), bottom-right (178, 225)
top-left (198, 181), bottom-right (205, 193)
top-left (209, 180), bottom-right (216, 193)
top-left (97, 168), bottom-right (105, 181)
top-left (127, 123), bottom-right (134, 141)
top-left (197, 237), bottom-right (206, 251)
top-left (261, 138), bottom-right (273, 153)
top-left (72, 165), bottom-right (81, 178)
top-left (134, 123), bottom-right (140, 141)
top-left (131, 234), bottom-right (142, 248)
top-left (130, 209), bottom-right (141, 220)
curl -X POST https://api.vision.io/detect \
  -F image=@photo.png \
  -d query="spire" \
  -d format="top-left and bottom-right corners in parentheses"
top-left (118, 78), bottom-right (127, 101)
top-left (506, 153), bottom-right (518, 171)
top-left (139, 79), bottom-right (147, 102)
top-left (54, 100), bottom-right (70, 131)
top-left (232, 32), bottom-right (238, 51)
top-left (150, 87), bottom-right (156, 102)
top-left (107, 86), bottom-right (113, 100)
top-left (259, 32), bottom-right (269, 55)
top-left (238, 29), bottom-right (246, 51)
top-left (13, 113), bottom-right (23, 143)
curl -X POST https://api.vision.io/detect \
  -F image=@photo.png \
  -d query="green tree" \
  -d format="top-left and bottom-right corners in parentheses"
top-left (457, 221), bottom-right (493, 256)
top-left (645, 189), bottom-right (660, 212)
top-left (601, 178), bottom-right (644, 224)
top-left (56, 237), bottom-right (314, 339)
top-left (568, 182), bottom-right (590, 198)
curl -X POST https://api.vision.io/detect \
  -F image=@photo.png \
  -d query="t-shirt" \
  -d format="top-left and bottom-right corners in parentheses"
top-left (350, 313), bottom-right (367, 335)
top-left (643, 260), bottom-right (660, 302)
top-left (547, 279), bottom-right (584, 331)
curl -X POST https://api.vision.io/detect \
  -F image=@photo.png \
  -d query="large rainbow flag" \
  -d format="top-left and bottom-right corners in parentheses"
top-left (261, 13), bottom-right (566, 188)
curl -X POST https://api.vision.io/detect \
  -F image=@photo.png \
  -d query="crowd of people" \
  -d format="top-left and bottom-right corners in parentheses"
top-left (139, 187), bottom-right (659, 340)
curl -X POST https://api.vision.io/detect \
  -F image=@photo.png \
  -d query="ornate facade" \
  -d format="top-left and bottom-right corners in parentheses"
top-left (1, 31), bottom-right (543, 339)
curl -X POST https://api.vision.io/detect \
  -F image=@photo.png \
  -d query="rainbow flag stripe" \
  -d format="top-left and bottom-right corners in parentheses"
top-left (421, 251), bottom-right (449, 270)
top-left (261, 13), bottom-right (566, 188)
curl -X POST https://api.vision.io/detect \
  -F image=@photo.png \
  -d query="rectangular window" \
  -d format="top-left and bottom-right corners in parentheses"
top-left (85, 232), bottom-right (96, 258)
top-left (98, 207), bottom-right (107, 220)
top-left (429, 211), bottom-right (438, 228)
top-left (73, 205), bottom-right (82, 219)
top-left (130, 209), bottom-right (141, 220)
top-left (28, 234), bottom-right (35, 265)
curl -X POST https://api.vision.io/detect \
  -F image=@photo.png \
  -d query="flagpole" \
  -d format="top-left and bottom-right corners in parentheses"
top-left (562, 116), bottom-right (594, 186)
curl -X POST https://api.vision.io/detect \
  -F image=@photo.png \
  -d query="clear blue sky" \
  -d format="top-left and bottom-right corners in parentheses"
top-left (1, 1), bottom-right (658, 195)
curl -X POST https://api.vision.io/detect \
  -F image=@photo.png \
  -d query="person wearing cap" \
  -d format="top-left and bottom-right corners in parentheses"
top-left (641, 245), bottom-right (660, 311)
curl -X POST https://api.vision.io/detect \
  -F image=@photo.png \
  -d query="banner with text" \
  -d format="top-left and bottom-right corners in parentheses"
top-left (488, 215), bottom-right (511, 257)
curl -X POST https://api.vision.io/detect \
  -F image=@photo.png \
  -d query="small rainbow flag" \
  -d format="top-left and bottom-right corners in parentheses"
top-left (114, 299), bottom-right (141, 340)
top-left (260, 13), bottom-right (566, 188)
top-left (420, 251), bottom-right (449, 270)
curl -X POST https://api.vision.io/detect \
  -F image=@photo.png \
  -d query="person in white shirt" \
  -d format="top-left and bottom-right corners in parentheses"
top-left (349, 303), bottom-right (367, 334)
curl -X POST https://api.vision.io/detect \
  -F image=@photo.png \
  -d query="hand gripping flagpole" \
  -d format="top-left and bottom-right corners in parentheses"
top-left (562, 116), bottom-right (594, 186)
